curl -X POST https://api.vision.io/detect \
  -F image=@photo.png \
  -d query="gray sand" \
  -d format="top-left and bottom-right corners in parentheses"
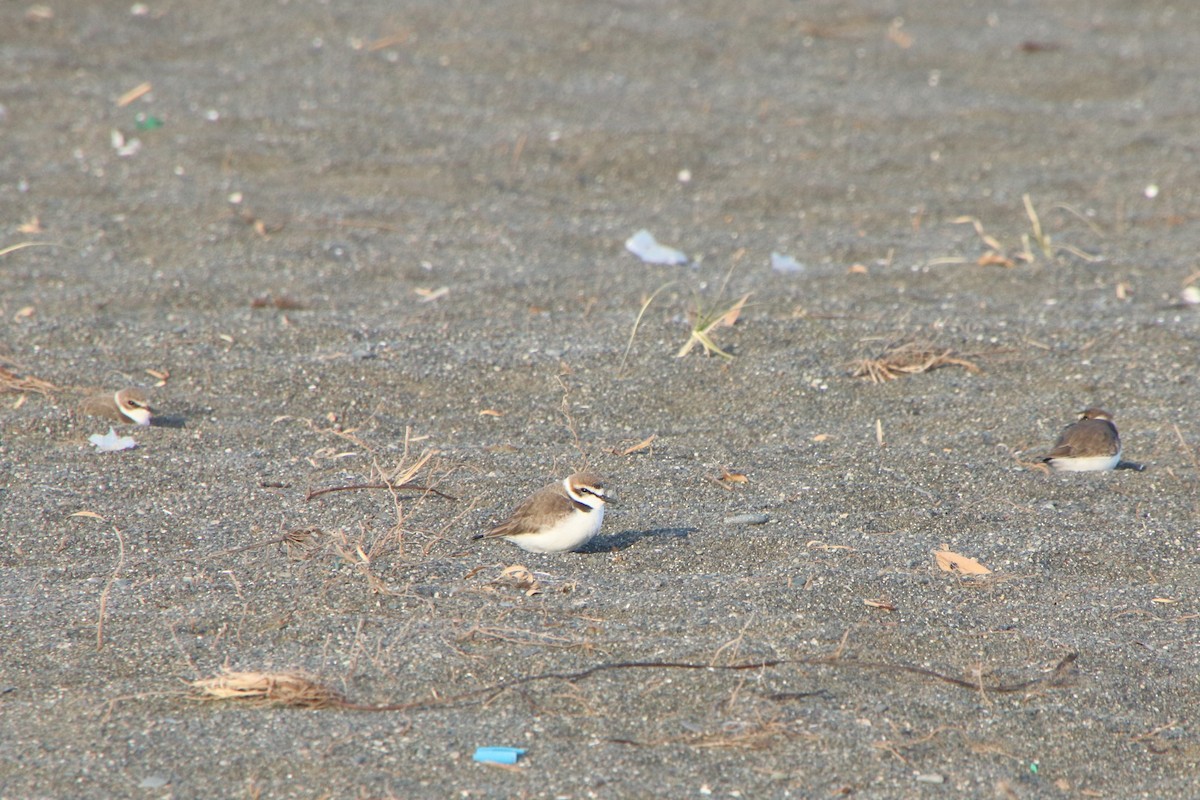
top-left (2, 1), bottom-right (1198, 797)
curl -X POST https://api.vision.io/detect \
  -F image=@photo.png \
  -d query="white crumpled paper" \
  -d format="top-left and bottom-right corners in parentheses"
top-left (625, 229), bottom-right (689, 266)
top-left (89, 428), bottom-right (138, 452)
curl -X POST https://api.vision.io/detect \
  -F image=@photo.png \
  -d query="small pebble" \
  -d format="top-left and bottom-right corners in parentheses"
top-left (724, 513), bottom-right (769, 526)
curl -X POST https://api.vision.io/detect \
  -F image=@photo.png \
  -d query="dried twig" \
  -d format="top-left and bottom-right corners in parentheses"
top-left (179, 649), bottom-right (1077, 731)
top-left (306, 482), bottom-right (455, 501)
top-left (97, 526), bottom-right (126, 651)
top-left (850, 342), bottom-right (981, 383)
top-left (0, 364), bottom-right (59, 395)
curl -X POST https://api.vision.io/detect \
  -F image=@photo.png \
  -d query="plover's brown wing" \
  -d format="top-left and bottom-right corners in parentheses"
top-left (78, 391), bottom-right (123, 421)
top-left (1046, 419), bottom-right (1119, 460)
top-left (477, 482), bottom-right (573, 539)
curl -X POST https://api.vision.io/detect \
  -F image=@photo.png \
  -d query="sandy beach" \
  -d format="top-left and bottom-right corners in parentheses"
top-left (2, 1), bottom-right (1198, 796)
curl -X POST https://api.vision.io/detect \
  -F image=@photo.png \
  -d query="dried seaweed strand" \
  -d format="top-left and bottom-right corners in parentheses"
top-left (187, 653), bottom-right (1077, 714)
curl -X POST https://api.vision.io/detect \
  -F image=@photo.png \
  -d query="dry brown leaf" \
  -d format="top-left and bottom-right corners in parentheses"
top-left (713, 293), bottom-right (750, 328)
top-left (69, 510), bottom-right (106, 520)
top-left (1151, 597), bottom-right (1179, 605)
top-left (886, 20), bottom-right (913, 48)
top-left (479, 409), bottom-right (504, 417)
top-left (934, 549), bottom-right (992, 575)
top-left (847, 264), bottom-right (869, 274)
top-left (812, 433), bottom-right (831, 442)
top-left (18, 216), bottom-right (44, 234)
top-left (863, 598), bottom-right (897, 611)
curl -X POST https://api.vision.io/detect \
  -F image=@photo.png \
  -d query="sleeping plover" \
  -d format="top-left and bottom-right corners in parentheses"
top-left (473, 472), bottom-right (612, 553)
top-left (79, 388), bottom-right (153, 426)
top-left (1042, 408), bottom-right (1121, 472)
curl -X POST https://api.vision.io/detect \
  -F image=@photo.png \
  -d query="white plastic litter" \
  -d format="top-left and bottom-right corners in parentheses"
top-left (770, 252), bottom-right (806, 274)
top-left (89, 428), bottom-right (137, 452)
top-left (110, 129), bottom-right (142, 157)
top-left (625, 229), bottom-right (689, 266)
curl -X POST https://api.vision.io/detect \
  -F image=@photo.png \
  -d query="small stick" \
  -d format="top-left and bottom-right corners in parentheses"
top-left (97, 526), bottom-right (127, 650)
top-left (306, 482), bottom-right (456, 501)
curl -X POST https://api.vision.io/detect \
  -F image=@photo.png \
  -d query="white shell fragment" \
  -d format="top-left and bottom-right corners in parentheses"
top-left (110, 129), bottom-right (142, 157)
top-left (770, 251), bottom-right (806, 274)
top-left (625, 229), bottom-right (689, 266)
top-left (89, 428), bottom-right (138, 452)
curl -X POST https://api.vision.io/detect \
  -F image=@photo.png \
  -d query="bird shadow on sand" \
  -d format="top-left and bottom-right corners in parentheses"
top-left (582, 527), bottom-right (697, 553)
top-left (1115, 460), bottom-right (1146, 471)
top-left (149, 415), bottom-right (187, 429)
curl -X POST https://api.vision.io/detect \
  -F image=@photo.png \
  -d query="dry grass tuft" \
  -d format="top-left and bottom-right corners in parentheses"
top-left (677, 292), bottom-right (751, 360)
top-left (680, 717), bottom-right (812, 750)
top-left (0, 363), bottom-right (58, 395)
top-left (189, 669), bottom-right (347, 709)
top-left (850, 342), bottom-right (981, 383)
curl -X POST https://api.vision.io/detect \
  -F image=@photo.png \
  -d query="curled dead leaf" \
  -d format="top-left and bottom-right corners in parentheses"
top-left (720, 467), bottom-right (748, 484)
top-left (18, 217), bottom-right (44, 234)
top-left (501, 564), bottom-right (542, 596)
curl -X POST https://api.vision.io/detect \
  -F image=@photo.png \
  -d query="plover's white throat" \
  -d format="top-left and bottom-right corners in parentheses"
top-left (1042, 408), bottom-right (1121, 472)
top-left (473, 472), bottom-right (612, 553)
top-left (79, 388), bottom-right (153, 426)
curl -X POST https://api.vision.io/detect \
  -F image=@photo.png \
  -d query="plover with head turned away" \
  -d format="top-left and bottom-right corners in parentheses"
top-left (473, 472), bottom-right (613, 553)
top-left (1042, 408), bottom-right (1121, 472)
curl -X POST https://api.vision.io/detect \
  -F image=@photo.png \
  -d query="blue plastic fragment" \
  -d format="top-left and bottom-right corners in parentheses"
top-left (473, 746), bottom-right (526, 765)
